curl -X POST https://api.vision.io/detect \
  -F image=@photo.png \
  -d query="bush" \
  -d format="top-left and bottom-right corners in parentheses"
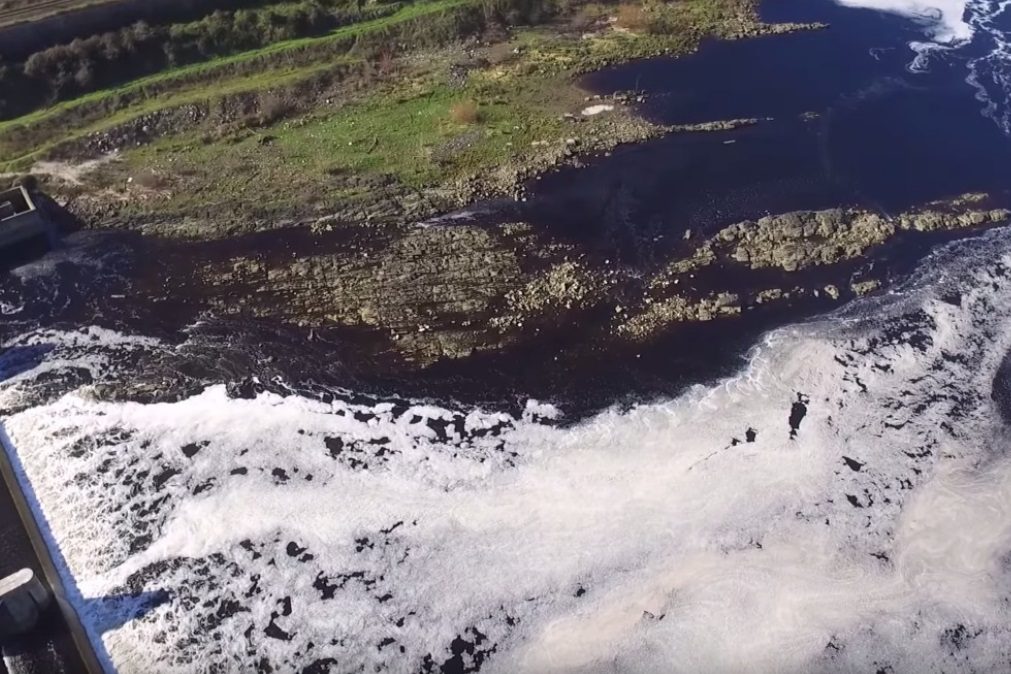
top-left (376, 49), bottom-right (395, 76)
top-left (2, 0), bottom-right (561, 123)
top-left (4, 1), bottom-right (344, 121)
top-left (134, 170), bottom-right (169, 190)
top-left (449, 100), bottom-right (480, 124)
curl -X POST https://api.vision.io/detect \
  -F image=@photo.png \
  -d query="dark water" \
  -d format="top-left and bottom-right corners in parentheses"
top-left (524, 0), bottom-right (1011, 262)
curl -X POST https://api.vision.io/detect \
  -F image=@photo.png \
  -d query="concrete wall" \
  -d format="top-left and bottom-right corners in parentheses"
top-left (0, 210), bottom-right (49, 249)
top-left (0, 0), bottom-right (252, 59)
top-left (0, 188), bottom-right (50, 250)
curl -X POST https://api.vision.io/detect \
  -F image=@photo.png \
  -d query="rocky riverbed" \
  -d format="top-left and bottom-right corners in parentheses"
top-left (119, 192), bottom-right (1009, 369)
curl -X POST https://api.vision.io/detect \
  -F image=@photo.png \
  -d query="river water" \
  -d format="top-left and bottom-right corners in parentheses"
top-left (528, 0), bottom-right (1011, 261)
top-left (3, 0), bottom-right (1011, 671)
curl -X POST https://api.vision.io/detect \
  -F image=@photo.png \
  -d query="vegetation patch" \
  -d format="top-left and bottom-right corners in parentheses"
top-left (0, 0), bottom-right (394, 119)
top-left (0, 0), bottom-right (560, 169)
top-left (1, 0), bottom-right (820, 233)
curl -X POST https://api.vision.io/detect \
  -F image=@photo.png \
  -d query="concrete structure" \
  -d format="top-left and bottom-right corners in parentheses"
top-left (0, 569), bottom-right (52, 641)
top-left (0, 187), bottom-right (50, 252)
top-left (0, 427), bottom-right (103, 673)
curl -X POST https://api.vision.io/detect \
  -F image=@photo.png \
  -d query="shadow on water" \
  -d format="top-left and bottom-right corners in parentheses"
top-left (76, 590), bottom-right (171, 635)
top-left (0, 234), bottom-right (55, 273)
top-left (992, 348), bottom-right (1011, 424)
top-left (0, 345), bottom-right (55, 384)
top-left (0, 590), bottom-right (168, 671)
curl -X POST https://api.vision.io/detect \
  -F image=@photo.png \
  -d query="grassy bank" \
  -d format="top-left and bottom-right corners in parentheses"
top-left (98, 58), bottom-right (585, 221)
top-left (0, 0), bottom-right (484, 168)
top-left (2, 0), bottom-right (815, 230)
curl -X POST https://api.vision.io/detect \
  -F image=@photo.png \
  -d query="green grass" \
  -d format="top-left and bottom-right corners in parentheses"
top-left (104, 70), bottom-right (576, 223)
top-left (274, 81), bottom-right (567, 185)
top-left (281, 87), bottom-right (462, 185)
top-left (229, 81), bottom-right (553, 180)
top-left (0, 0), bottom-right (468, 138)
top-left (0, 60), bottom-right (350, 170)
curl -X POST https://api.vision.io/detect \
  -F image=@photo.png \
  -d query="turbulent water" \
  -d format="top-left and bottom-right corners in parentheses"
top-left (2, 1), bottom-right (1011, 673)
top-left (3, 227), bottom-right (1011, 672)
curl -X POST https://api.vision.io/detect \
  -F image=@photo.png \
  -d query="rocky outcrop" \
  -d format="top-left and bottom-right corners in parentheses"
top-left (617, 292), bottom-right (741, 342)
top-left (200, 224), bottom-right (532, 363)
top-left (649, 244), bottom-right (717, 289)
top-left (850, 279), bottom-right (881, 296)
top-left (183, 194), bottom-right (1008, 367)
top-left (710, 202), bottom-right (1009, 272)
top-left (608, 195), bottom-right (1008, 344)
top-left (491, 261), bottom-right (614, 330)
top-left (672, 118), bottom-right (766, 133)
top-left (718, 209), bottom-right (892, 271)
top-left (897, 207), bottom-right (1008, 232)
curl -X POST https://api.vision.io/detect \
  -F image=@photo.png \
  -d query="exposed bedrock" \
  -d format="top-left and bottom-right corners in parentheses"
top-left (183, 195), bottom-right (1009, 366)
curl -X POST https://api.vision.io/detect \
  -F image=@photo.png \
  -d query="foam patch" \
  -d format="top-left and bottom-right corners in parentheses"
top-left (835, 0), bottom-right (974, 42)
top-left (6, 230), bottom-right (1011, 672)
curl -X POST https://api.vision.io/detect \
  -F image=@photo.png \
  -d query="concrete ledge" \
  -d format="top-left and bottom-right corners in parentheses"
top-left (0, 569), bottom-right (51, 641)
top-left (0, 187), bottom-right (53, 253)
top-left (0, 428), bottom-right (105, 673)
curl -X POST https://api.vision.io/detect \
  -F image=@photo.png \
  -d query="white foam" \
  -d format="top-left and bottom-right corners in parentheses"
top-left (0, 301), bottom-right (24, 315)
top-left (835, 0), bottom-right (973, 42)
top-left (582, 104), bottom-right (615, 116)
top-left (7, 231), bottom-right (1011, 671)
top-left (834, 0), bottom-right (1011, 133)
top-left (964, 0), bottom-right (1011, 132)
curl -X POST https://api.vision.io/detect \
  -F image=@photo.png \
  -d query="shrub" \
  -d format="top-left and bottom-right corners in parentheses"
top-left (2, 0), bottom-right (560, 123)
top-left (5, 1), bottom-right (343, 121)
top-left (449, 100), bottom-right (480, 124)
top-left (376, 49), bottom-right (395, 76)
